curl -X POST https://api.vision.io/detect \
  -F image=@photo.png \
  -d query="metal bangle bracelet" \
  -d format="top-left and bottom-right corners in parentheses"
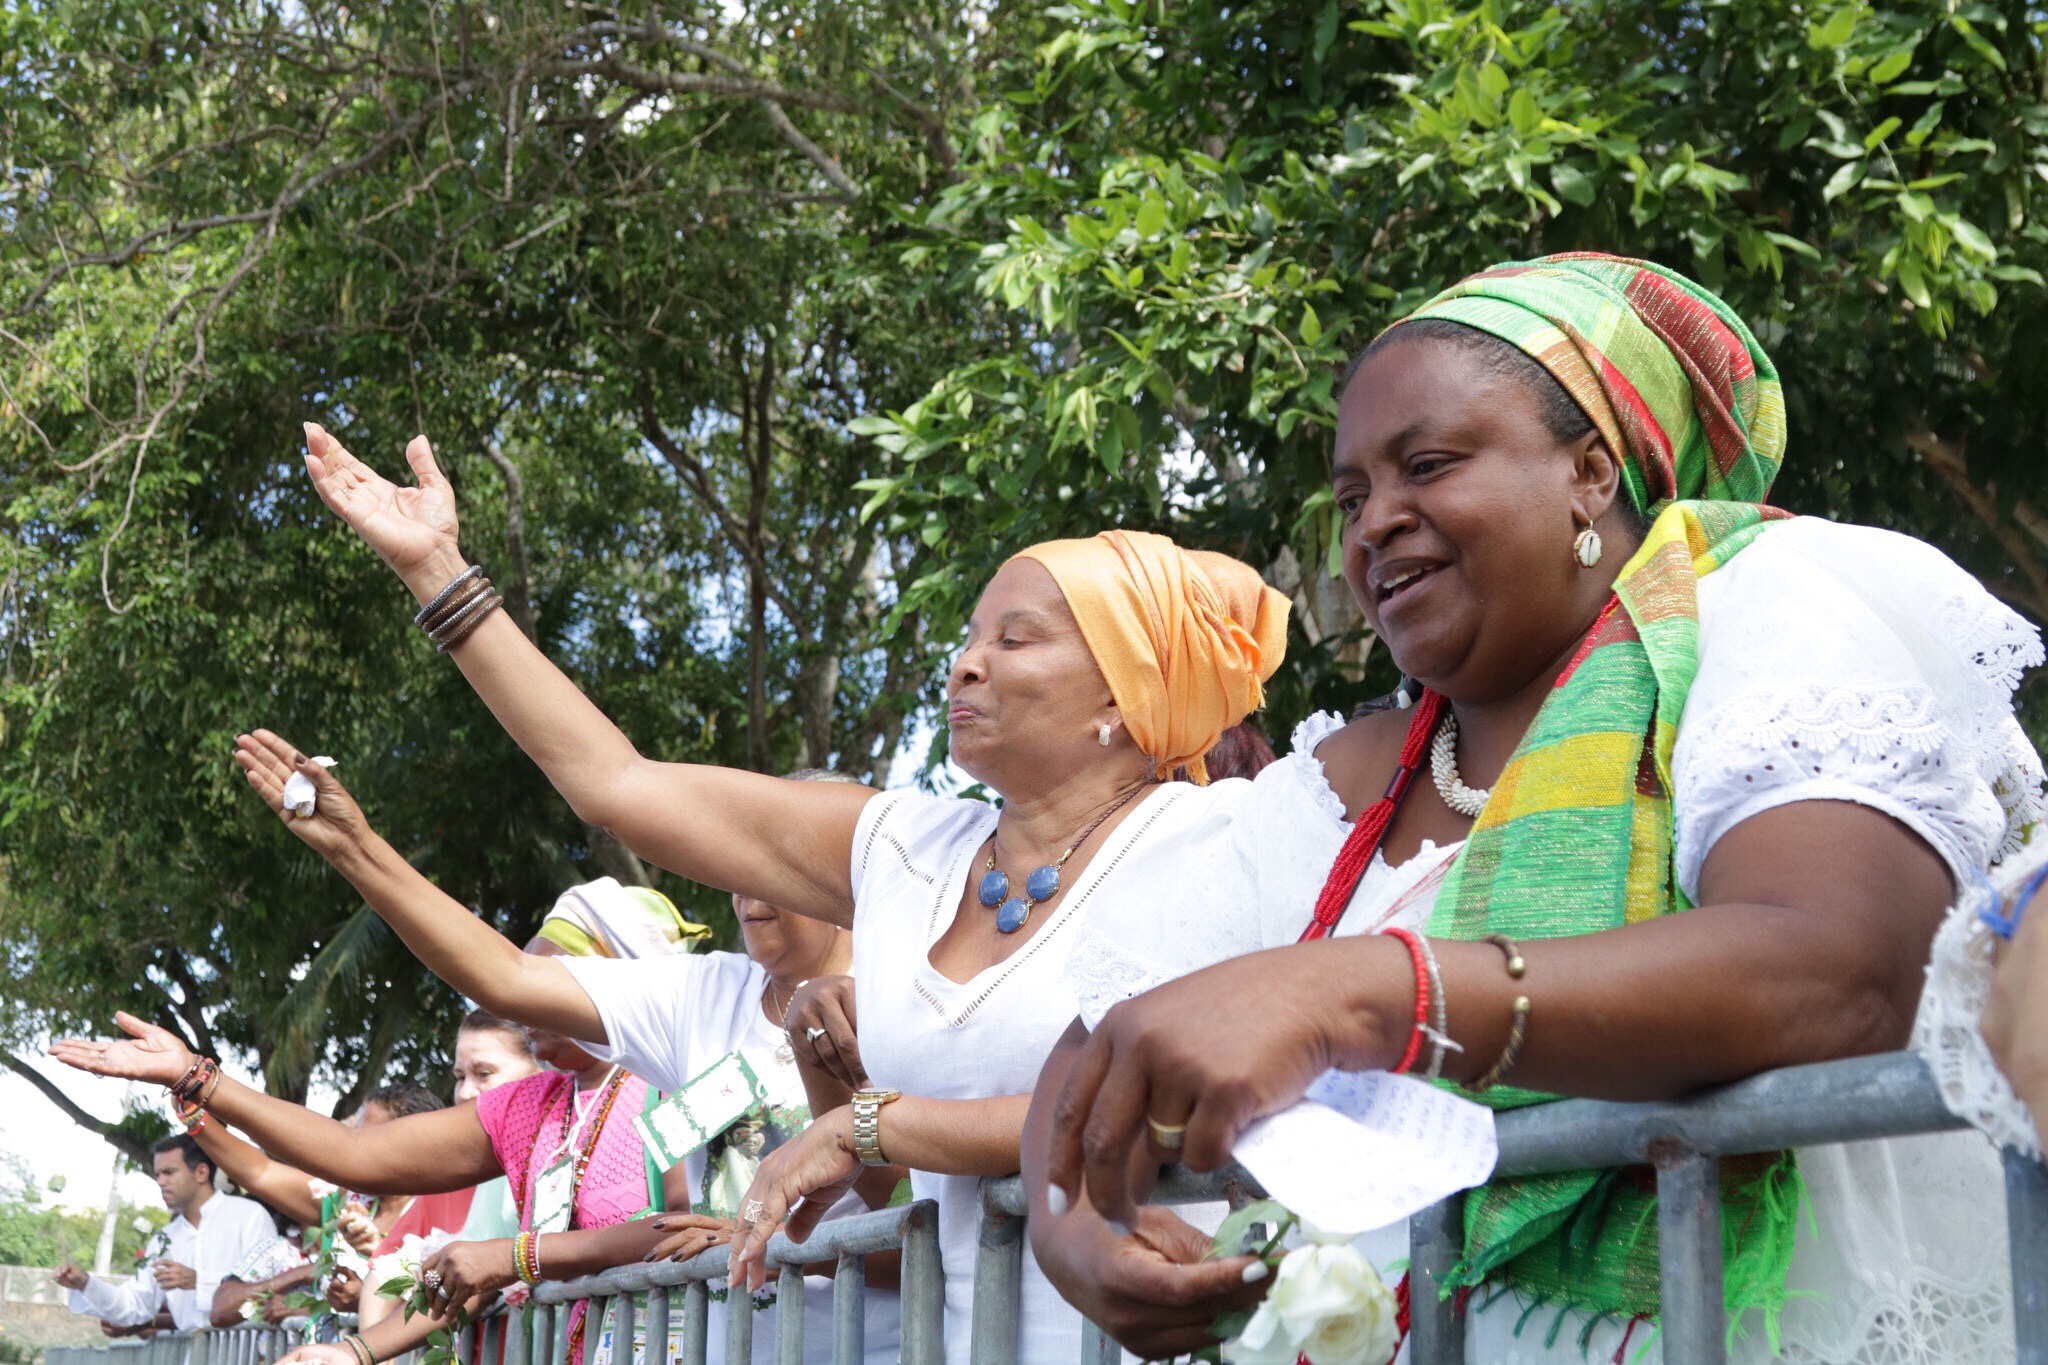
top-left (411, 565), bottom-right (482, 626)
top-left (432, 593), bottom-right (503, 652)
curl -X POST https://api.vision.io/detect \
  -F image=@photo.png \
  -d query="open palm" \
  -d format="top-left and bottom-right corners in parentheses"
top-left (233, 728), bottom-right (374, 865)
top-left (302, 423), bottom-right (460, 577)
top-left (51, 1011), bottom-right (195, 1087)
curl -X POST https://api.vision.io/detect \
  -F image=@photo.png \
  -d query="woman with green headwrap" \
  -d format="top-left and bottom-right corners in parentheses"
top-left (1026, 254), bottom-right (2042, 1362)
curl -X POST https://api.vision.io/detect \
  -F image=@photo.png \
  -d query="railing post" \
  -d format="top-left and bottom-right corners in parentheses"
top-left (505, 1301), bottom-right (530, 1365)
top-left (188, 1328), bottom-right (211, 1365)
top-left (723, 1282), bottom-right (753, 1364)
top-left (899, 1198), bottom-right (944, 1365)
top-left (644, 1288), bottom-right (669, 1365)
top-left (2006, 1147), bottom-right (2048, 1362)
top-left (971, 1179), bottom-right (1025, 1365)
top-left (680, 1283), bottom-right (709, 1365)
top-left (775, 1265), bottom-right (805, 1365)
top-left (1077, 1322), bottom-right (1121, 1365)
top-left (832, 1253), bottom-right (866, 1365)
top-left (1408, 1192), bottom-right (1467, 1365)
top-left (611, 1289), bottom-right (634, 1365)
top-left (554, 1299), bottom-right (574, 1365)
top-left (1652, 1140), bottom-right (1727, 1365)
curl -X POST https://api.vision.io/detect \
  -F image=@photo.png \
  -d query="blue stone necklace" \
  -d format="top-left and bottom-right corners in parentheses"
top-left (977, 782), bottom-right (1150, 933)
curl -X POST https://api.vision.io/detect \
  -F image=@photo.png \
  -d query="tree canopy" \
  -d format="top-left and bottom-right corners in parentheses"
top-left (4, 0), bottom-right (2044, 1146)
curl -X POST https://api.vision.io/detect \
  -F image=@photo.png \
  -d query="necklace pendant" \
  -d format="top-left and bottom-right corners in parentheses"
top-left (996, 897), bottom-right (1032, 934)
top-left (977, 869), bottom-right (1010, 908)
top-left (1025, 864), bottom-right (1061, 901)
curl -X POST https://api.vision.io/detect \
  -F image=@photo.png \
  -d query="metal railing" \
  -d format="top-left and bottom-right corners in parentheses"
top-left (516, 1197), bottom-right (940, 1365)
top-left (40, 1052), bottom-right (2048, 1365)
top-left (977, 1049), bottom-right (2047, 1365)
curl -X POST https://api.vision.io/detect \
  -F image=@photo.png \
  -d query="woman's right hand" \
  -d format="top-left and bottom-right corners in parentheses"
top-left (335, 1203), bottom-right (383, 1256)
top-left (234, 730), bottom-right (376, 865)
top-left (301, 423), bottom-right (462, 585)
top-left (49, 1012), bottom-right (197, 1087)
top-left (1032, 1205), bottom-right (1266, 1359)
top-left (323, 1266), bottom-right (362, 1314)
top-left (784, 976), bottom-right (866, 1088)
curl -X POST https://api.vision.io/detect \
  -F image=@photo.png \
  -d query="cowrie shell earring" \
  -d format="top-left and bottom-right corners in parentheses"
top-left (1098, 724), bottom-right (1113, 746)
top-left (1573, 525), bottom-right (1603, 569)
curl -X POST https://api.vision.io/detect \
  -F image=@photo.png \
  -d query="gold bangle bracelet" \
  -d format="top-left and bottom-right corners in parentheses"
top-left (1469, 935), bottom-right (1530, 1092)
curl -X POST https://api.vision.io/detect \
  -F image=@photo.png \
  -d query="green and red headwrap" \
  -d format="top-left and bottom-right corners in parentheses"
top-left (1388, 252), bottom-right (1788, 510)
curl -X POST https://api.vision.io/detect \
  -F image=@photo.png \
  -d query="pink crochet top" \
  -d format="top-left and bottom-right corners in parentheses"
top-left (476, 1069), bottom-right (654, 1365)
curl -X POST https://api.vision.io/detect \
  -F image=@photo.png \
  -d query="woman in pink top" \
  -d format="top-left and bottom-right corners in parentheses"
top-left (55, 943), bottom-right (690, 1365)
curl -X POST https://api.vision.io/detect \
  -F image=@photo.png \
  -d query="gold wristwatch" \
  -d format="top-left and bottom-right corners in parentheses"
top-left (850, 1087), bottom-right (902, 1167)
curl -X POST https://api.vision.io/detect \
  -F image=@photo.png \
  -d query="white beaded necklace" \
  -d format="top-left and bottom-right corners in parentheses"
top-left (1430, 711), bottom-right (1492, 817)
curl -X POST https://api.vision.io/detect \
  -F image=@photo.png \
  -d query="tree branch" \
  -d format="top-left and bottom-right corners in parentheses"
top-left (1907, 421), bottom-right (2048, 621)
top-left (481, 439), bottom-right (537, 638)
top-left (1, 1052), bottom-right (151, 1167)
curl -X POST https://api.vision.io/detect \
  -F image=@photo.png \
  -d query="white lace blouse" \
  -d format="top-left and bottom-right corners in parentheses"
top-left (1066, 518), bottom-right (2045, 1364)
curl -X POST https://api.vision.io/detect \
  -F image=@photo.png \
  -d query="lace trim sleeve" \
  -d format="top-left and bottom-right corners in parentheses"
top-left (1911, 839), bottom-right (2048, 1158)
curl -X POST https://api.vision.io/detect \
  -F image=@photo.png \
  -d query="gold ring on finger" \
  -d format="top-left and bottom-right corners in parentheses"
top-left (1146, 1117), bottom-right (1188, 1151)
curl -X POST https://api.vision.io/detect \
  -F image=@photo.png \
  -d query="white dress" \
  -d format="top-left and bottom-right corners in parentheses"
top-left (562, 950), bottom-right (902, 1365)
top-left (1065, 519), bottom-right (2045, 1364)
top-left (849, 784), bottom-right (1233, 1365)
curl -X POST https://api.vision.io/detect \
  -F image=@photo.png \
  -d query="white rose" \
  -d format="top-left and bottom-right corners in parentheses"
top-left (1266, 1242), bottom-right (1398, 1365)
top-left (238, 1296), bottom-right (264, 1322)
top-left (306, 1178), bottom-right (339, 1201)
top-left (1219, 1295), bottom-right (1300, 1365)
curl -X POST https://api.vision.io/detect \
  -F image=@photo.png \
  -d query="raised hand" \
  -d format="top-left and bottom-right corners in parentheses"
top-left (51, 1012), bottom-right (197, 1087)
top-left (233, 730), bottom-right (375, 865)
top-left (301, 424), bottom-right (462, 585)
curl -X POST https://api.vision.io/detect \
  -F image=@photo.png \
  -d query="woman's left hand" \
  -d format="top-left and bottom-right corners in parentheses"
top-left (642, 1213), bottom-right (738, 1265)
top-left (420, 1239), bottom-right (516, 1318)
top-left (1045, 944), bottom-right (1383, 1230)
top-left (726, 1109), bottom-right (862, 1291)
top-left (323, 1267), bottom-right (362, 1314)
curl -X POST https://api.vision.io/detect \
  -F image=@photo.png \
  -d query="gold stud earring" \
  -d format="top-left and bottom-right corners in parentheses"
top-left (1573, 525), bottom-right (1603, 569)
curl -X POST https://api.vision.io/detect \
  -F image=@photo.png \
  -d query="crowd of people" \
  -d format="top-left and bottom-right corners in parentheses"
top-left (48, 252), bottom-right (2048, 1365)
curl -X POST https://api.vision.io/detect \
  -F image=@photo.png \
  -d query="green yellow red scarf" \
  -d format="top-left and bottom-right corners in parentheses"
top-left (1391, 255), bottom-right (1798, 1337)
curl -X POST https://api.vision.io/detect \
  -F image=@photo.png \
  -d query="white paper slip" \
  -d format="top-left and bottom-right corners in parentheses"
top-left (281, 756), bottom-right (337, 817)
top-left (1232, 1070), bottom-right (1498, 1236)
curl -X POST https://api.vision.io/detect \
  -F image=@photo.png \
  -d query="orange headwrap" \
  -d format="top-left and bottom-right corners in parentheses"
top-left (1013, 530), bottom-right (1290, 784)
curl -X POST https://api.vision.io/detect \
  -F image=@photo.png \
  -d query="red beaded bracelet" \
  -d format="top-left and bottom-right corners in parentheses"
top-left (1379, 928), bottom-right (1433, 1075)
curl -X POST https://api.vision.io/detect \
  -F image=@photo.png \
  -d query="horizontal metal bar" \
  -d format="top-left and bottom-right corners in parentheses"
top-left (531, 1199), bottom-right (939, 1303)
top-left (992, 1050), bottom-right (1960, 1218)
top-left (1490, 1050), bottom-right (1962, 1176)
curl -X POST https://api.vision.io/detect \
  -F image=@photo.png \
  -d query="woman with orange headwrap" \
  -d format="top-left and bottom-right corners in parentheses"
top-left (264, 419), bottom-right (1292, 1362)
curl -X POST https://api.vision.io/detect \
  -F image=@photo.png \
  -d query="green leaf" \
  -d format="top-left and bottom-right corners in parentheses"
top-left (1300, 303), bottom-right (1323, 345)
top-left (1209, 1199), bottom-right (1291, 1258)
top-left (846, 414), bottom-right (897, 436)
top-left (1808, 7), bottom-right (1857, 50)
top-left (1898, 190), bottom-right (1936, 222)
top-left (1896, 256), bottom-right (1932, 309)
top-left (1863, 117), bottom-right (1901, 150)
top-left (1551, 163), bottom-right (1597, 208)
top-left (1508, 86), bottom-right (1539, 137)
top-left (1868, 46), bottom-right (1915, 84)
top-left (1949, 215), bottom-right (1998, 262)
top-left (1823, 161), bottom-right (1864, 202)
top-left (1135, 194), bottom-right (1167, 238)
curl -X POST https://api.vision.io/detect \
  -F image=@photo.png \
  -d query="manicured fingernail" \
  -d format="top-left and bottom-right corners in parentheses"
top-left (1105, 1219), bottom-right (1131, 1238)
top-left (1045, 1187), bottom-right (1069, 1217)
top-left (1241, 1261), bottom-right (1269, 1284)
top-left (292, 753), bottom-right (306, 766)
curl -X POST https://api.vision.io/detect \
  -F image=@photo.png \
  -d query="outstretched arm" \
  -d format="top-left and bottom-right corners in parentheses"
top-left (52, 1015), bottom-right (498, 1196)
top-left (298, 423), bottom-right (873, 926)
top-left (234, 732), bottom-right (604, 1041)
top-left (191, 1124), bottom-right (323, 1227)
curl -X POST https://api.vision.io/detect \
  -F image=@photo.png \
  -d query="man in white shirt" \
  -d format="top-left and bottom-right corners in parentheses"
top-left (54, 1134), bottom-right (278, 1333)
